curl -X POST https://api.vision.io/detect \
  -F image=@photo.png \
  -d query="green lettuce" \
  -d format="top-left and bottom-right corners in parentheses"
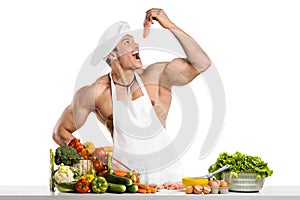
top-left (208, 152), bottom-right (273, 179)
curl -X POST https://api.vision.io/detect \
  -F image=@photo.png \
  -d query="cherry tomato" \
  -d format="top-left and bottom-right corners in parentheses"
top-left (75, 143), bottom-right (84, 153)
top-left (68, 138), bottom-right (83, 153)
top-left (68, 138), bottom-right (79, 147)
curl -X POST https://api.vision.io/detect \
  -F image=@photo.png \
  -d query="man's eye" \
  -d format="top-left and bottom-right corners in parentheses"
top-left (124, 40), bottom-right (130, 45)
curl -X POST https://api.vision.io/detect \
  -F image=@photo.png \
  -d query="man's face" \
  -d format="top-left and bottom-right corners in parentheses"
top-left (114, 35), bottom-right (142, 70)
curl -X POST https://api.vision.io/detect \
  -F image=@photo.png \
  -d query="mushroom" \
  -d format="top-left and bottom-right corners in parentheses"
top-left (193, 185), bottom-right (203, 194)
top-left (184, 186), bottom-right (193, 194)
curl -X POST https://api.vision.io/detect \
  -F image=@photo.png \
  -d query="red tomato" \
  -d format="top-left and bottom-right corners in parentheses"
top-left (93, 160), bottom-right (104, 172)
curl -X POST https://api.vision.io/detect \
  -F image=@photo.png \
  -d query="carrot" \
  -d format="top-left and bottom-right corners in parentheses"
top-left (147, 189), bottom-right (152, 193)
top-left (137, 183), bottom-right (150, 190)
top-left (149, 187), bottom-right (157, 193)
top-left (113, 169), bottom-right (128, 177)
top-left (138, 189), bottom-right (147, 193)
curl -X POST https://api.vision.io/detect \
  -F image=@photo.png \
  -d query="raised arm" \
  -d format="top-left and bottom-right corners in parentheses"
top-left (144, 8), bottom-right (211, 86)
top-left (52, 85), bottom-right (96, 146)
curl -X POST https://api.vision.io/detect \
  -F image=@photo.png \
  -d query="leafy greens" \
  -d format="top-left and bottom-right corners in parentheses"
top-left (208, 152), bottom-right (273, 179)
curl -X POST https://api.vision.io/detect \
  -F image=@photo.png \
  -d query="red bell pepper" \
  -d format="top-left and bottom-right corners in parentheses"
top-left (75, 179), bottom-right (90, 193)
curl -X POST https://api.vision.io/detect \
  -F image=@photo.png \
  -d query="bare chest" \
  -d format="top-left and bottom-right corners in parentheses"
top-left (95, 82), bottom-right (171, 125)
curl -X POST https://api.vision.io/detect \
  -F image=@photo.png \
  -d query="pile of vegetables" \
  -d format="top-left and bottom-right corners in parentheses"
top-left (50, 138), bottom-right (143, 194)
top-left (208, 152), bottom-right (273, 180)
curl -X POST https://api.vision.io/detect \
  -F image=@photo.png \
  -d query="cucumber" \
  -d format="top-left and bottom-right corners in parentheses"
top-left (107, 182), bottom-right (126, 193)
top-left (106, 173), bottom-right (132, 186)
top-left (126, 184), bottom-right (138, 193)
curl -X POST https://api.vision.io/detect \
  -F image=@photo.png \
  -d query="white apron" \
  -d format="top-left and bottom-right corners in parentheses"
top-left (110, 72), bottom-right (182, 184)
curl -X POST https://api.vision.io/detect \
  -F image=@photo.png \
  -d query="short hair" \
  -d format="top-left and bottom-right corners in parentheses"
top-left (105, 57), bottom-right (111, 65)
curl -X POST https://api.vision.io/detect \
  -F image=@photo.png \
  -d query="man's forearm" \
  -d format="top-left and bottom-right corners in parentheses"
top-left (52, 126), bottom-right (74, 146)
top-left (168, 25), bottom-right (211, 72)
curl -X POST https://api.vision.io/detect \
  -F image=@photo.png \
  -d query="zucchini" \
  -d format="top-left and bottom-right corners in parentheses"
top-left (126, 184), bottom-right (138, 193)
top-left (106, 173), bottom-right (132, 186)
top-left (107, 182), bottom-right (126, 193)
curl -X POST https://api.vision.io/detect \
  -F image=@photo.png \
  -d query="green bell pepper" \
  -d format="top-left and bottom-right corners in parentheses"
top-left (91, 177), bottom-right (108, 193)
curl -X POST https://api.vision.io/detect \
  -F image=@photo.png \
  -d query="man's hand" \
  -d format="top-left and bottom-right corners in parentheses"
top-left (143, 8), bottom-right (211, 86)
top-left (143, 8), bottom-right (175, 38)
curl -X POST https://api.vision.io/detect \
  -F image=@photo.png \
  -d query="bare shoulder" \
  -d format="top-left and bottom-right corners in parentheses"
top-left (90, 74), bottom-right (112, 103)
top-left (75, 74), bottom-right (110, 95)
top-left (73, 74), bottom-right (111, 107)
top-left (94, 73), bottom-right (111, 90)
top-left (141, 62), bottom-right (175, 89)
top-left (93, 73), bottom-right (112, 105)
top-left (140, 62), bottom-right (169, 83)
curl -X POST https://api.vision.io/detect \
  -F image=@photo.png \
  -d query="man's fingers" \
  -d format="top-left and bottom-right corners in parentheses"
top-left (145, 8), bottom-right (162, 21)
top-left (145, 12), bottom-right (154, 23)
top-left (146, 8), bottom-right (162, 14)
top-left (143, 8), bottom-right (164, 38)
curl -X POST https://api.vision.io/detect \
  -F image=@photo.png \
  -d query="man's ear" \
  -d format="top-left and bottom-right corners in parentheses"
top-left (108, 51), bottom-right (117, 61)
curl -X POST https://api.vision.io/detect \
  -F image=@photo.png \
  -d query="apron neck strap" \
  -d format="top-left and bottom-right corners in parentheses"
top-left (109, 71), bottom-right (151, 101)
top-left (134, 72), bottom-right (151, 99)
top-left (109, 72), bottom-right (116, 101)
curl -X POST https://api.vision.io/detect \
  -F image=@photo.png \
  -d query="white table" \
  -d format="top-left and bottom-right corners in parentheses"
top-left (0, 186), bottom-right (299, 200)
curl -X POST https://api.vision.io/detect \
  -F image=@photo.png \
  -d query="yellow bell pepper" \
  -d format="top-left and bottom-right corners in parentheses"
top-left (81, 174), bottom-right (95, 182)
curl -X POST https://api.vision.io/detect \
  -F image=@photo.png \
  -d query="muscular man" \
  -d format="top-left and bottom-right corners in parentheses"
top-left (53, 8), bottom-right (211, 183)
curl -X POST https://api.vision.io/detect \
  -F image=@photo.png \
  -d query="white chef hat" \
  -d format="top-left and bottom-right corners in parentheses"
top-left (91, 21), bottom-right (130, 65)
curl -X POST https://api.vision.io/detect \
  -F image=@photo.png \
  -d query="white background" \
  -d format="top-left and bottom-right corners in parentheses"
top-left (1, 0), bottom-right (300, 186)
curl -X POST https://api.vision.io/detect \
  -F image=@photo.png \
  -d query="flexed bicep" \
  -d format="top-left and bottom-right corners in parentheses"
top-left (162, 58), bottom-right (200, 86)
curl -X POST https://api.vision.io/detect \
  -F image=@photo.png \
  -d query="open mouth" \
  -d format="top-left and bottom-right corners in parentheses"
top-left (132, 50), bottom-right (141, 61)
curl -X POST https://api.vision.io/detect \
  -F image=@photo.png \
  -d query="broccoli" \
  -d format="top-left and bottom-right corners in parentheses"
top-left (55, 145), bottom-right (80, 166)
